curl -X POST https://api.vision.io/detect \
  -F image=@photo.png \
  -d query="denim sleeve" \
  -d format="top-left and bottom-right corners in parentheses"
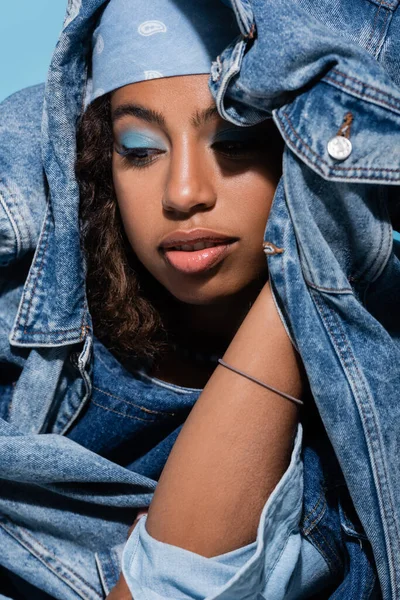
top-left (122, 424), bottom-right (332, 600)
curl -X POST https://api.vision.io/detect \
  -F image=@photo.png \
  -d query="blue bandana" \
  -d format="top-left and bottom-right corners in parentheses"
top-left (91, 0), bottom-right (239, 101)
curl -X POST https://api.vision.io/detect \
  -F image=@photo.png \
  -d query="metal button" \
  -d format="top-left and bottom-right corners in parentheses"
top-left (327, 136), bottom-right (352, 161)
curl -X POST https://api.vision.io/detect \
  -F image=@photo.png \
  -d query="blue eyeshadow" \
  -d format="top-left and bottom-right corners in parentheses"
top-left (119, 130), bottom-right (166, 149)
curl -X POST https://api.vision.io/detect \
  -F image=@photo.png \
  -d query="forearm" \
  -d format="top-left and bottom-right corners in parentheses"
top-left (145, 283), bottom-right (302, 558)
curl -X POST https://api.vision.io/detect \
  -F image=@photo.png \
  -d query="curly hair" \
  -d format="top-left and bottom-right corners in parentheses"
top-left (75, 94), bottom-right (172, 364)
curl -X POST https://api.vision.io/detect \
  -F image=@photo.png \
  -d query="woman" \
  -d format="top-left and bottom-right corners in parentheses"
top-left (1, 0), bottom-right (400, 598)
top-left (71, 0), bottom-right (319, 597)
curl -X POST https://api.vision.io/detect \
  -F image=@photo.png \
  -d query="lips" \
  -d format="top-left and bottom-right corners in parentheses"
top-left (159, 228), bottom-right (239, 274)
top-left (159, 228), bottom-right (238, 250)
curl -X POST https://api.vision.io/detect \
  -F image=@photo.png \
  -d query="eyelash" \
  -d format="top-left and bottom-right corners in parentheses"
top-left (212, 140), bottom-right (260, 160)
top-left (116, 139), bottom-right (261, 169)
top-left (117, 147), bottom-right (164, 168)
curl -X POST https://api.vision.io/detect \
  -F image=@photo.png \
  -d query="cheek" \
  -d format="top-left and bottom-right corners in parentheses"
top-left (228, 170), bottom-right (278, 229)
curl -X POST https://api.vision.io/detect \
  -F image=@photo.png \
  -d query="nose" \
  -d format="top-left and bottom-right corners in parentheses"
top-left (162, 138), bottom-right (217, 214)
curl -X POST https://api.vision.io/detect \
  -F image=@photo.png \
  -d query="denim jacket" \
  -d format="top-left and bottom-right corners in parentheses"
top-left (0, 0), bottom-right (399, 599)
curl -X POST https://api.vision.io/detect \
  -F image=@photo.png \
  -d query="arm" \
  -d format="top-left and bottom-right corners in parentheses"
top-left (145, 280), bottom-right (303, 557)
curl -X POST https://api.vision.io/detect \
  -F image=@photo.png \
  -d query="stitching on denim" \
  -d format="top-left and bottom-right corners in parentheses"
top-left (366, 1), bottom-right (382, 52)
top-left (16, 204), bottom-right (49, 334)
top-left (316, 525), bottom-right (341, 564)
top-left (329, 68), bottom-right (400, 112)
top-left (92, 386), bottom-right (177, 417)
top-left (323, 76), bottom-right (400, 116)
top-left (369, 0), bottom-right (398, 7)
top-left (281, 111), bottom-right (400, 175)
top-left (21, 326), bottom-right (88, 336)
top-left (16, 211), bottom-right (51, 335)
top-left (0, 520), bottom-right (102, 598)
top-left (0, 188), bottom-right (21, 258)
top-left (302, 493), bottom-right (326, 534)
top-left (91, 398), bottom-right (163, 422)
top-left (331, 68), bottom-right (398, 102)
top-left (12, 198), bottom-right (87, 339)
top-left (0, 178), bottom-right (33, 252)
top-left (312, 292), bottom-right (399, 591)
top-left (306, 530), bottom-right (336, 575)
top-left (377, 8), bottom-right (390, 57)
top-left (304, 278), bottom-right (353, 293)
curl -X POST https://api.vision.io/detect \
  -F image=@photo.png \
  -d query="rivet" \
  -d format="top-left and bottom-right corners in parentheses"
top-left (327, 136), bottom-right (352, 161)
top-left (263, 242), bottom-right (284, 255)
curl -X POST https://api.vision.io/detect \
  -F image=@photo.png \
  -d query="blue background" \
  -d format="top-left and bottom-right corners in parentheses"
top-left (0, 2), bottom-right (66, 102)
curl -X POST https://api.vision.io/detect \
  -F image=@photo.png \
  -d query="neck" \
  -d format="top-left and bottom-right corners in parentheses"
top-left (165, 277), bottom-right (267, 355)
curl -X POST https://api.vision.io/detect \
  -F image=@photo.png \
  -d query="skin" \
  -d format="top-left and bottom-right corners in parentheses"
top-left (111, 74), bottom-right (284, 384)
top-left (107, 75), bottom-right (300, 599)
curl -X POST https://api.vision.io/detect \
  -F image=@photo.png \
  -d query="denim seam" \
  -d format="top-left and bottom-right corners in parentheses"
top-left (302, 493), bottom-right (327, 534)
top-left (94, 554), bottom-right (110, 597)
top-left (304, 278), bottom-right (353, 294)
top-left (0, 189), bottom-right (20, 259)
top-left (0, 178), bottom-right (33, 254)
top-left (91, 398), bottom-right (163, 422)
top-left (312, 291), bottom-right (399, 594)
top-left (17, 212), bottom-right (51, 335)
top-left (18, 326), bottom-right (89, 336)
top-left (237, 68), bottom-right (400, 114)
top-left (322, 76), bottom-right (400, 117)
top-left (12, 199), bottom-right (88, 339)
top-left (92, 385), bottom-right (177, 417)
top-left (366, 0), bottom-right (398, 8)
top-left (281, 111), bottom-right (400, 178)
top-left (366, 1), bottom-right (383, 53)
top-left (327, 68), bottom-right (400, 113)
top-left (315, 524), bottom-right (341, 565)
top-left (0, 520), bottom-right (102, 599)
top-left (306, 530), bottom-right (337, 576)
top-left (376, 8), bottom-right (391, 57)
top-left (366, 1), bottom-right (391, 59)
top-left (215, 40), bottom-right (247, 122)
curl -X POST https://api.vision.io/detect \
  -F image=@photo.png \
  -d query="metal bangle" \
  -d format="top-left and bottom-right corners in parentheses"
top-left (217, 359), bottom-right (304, 407)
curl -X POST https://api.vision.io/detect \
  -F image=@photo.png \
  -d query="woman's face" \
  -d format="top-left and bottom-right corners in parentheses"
top-left (111, 74), bottom-right (282, 305)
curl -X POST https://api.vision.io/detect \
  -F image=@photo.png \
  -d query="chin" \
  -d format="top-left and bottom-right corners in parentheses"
top-left (165, 280), bottom-right (248, 306)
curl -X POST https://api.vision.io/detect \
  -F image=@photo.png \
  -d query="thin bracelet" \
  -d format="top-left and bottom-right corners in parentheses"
top-left (217, 359), bottom-right (304, 407)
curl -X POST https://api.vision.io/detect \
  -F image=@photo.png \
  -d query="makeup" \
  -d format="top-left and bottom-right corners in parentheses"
top-left (116, 129), bottom-right (167, 154)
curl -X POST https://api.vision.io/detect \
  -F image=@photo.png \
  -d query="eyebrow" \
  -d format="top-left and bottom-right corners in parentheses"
top-left (112, 103), bottom-right (220, 129)
top-left (112, 104), bottom-right (166, 128)
top-left (190, 105), bottom-right (220, 128)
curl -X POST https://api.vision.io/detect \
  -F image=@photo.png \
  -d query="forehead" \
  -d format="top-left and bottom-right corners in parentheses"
top-left (111, 74), bottom-right (219, 127)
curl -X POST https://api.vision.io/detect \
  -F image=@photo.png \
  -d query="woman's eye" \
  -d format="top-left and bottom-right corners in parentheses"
top-left (116, 146), bottom-right (164, 167)
top-left (212, 139), bottom-right (260, 159)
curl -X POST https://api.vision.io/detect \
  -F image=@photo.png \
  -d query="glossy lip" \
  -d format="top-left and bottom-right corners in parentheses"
top-left (159, 228), bottom-right (238, 250)
top-left (163, 241), bottom-right (238, 274)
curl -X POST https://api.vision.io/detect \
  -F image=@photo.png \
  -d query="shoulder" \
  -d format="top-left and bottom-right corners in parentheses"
top-left (0, 84), bottom-right (47, 266)
top-left (0, 83), bottom-right (45, 120)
